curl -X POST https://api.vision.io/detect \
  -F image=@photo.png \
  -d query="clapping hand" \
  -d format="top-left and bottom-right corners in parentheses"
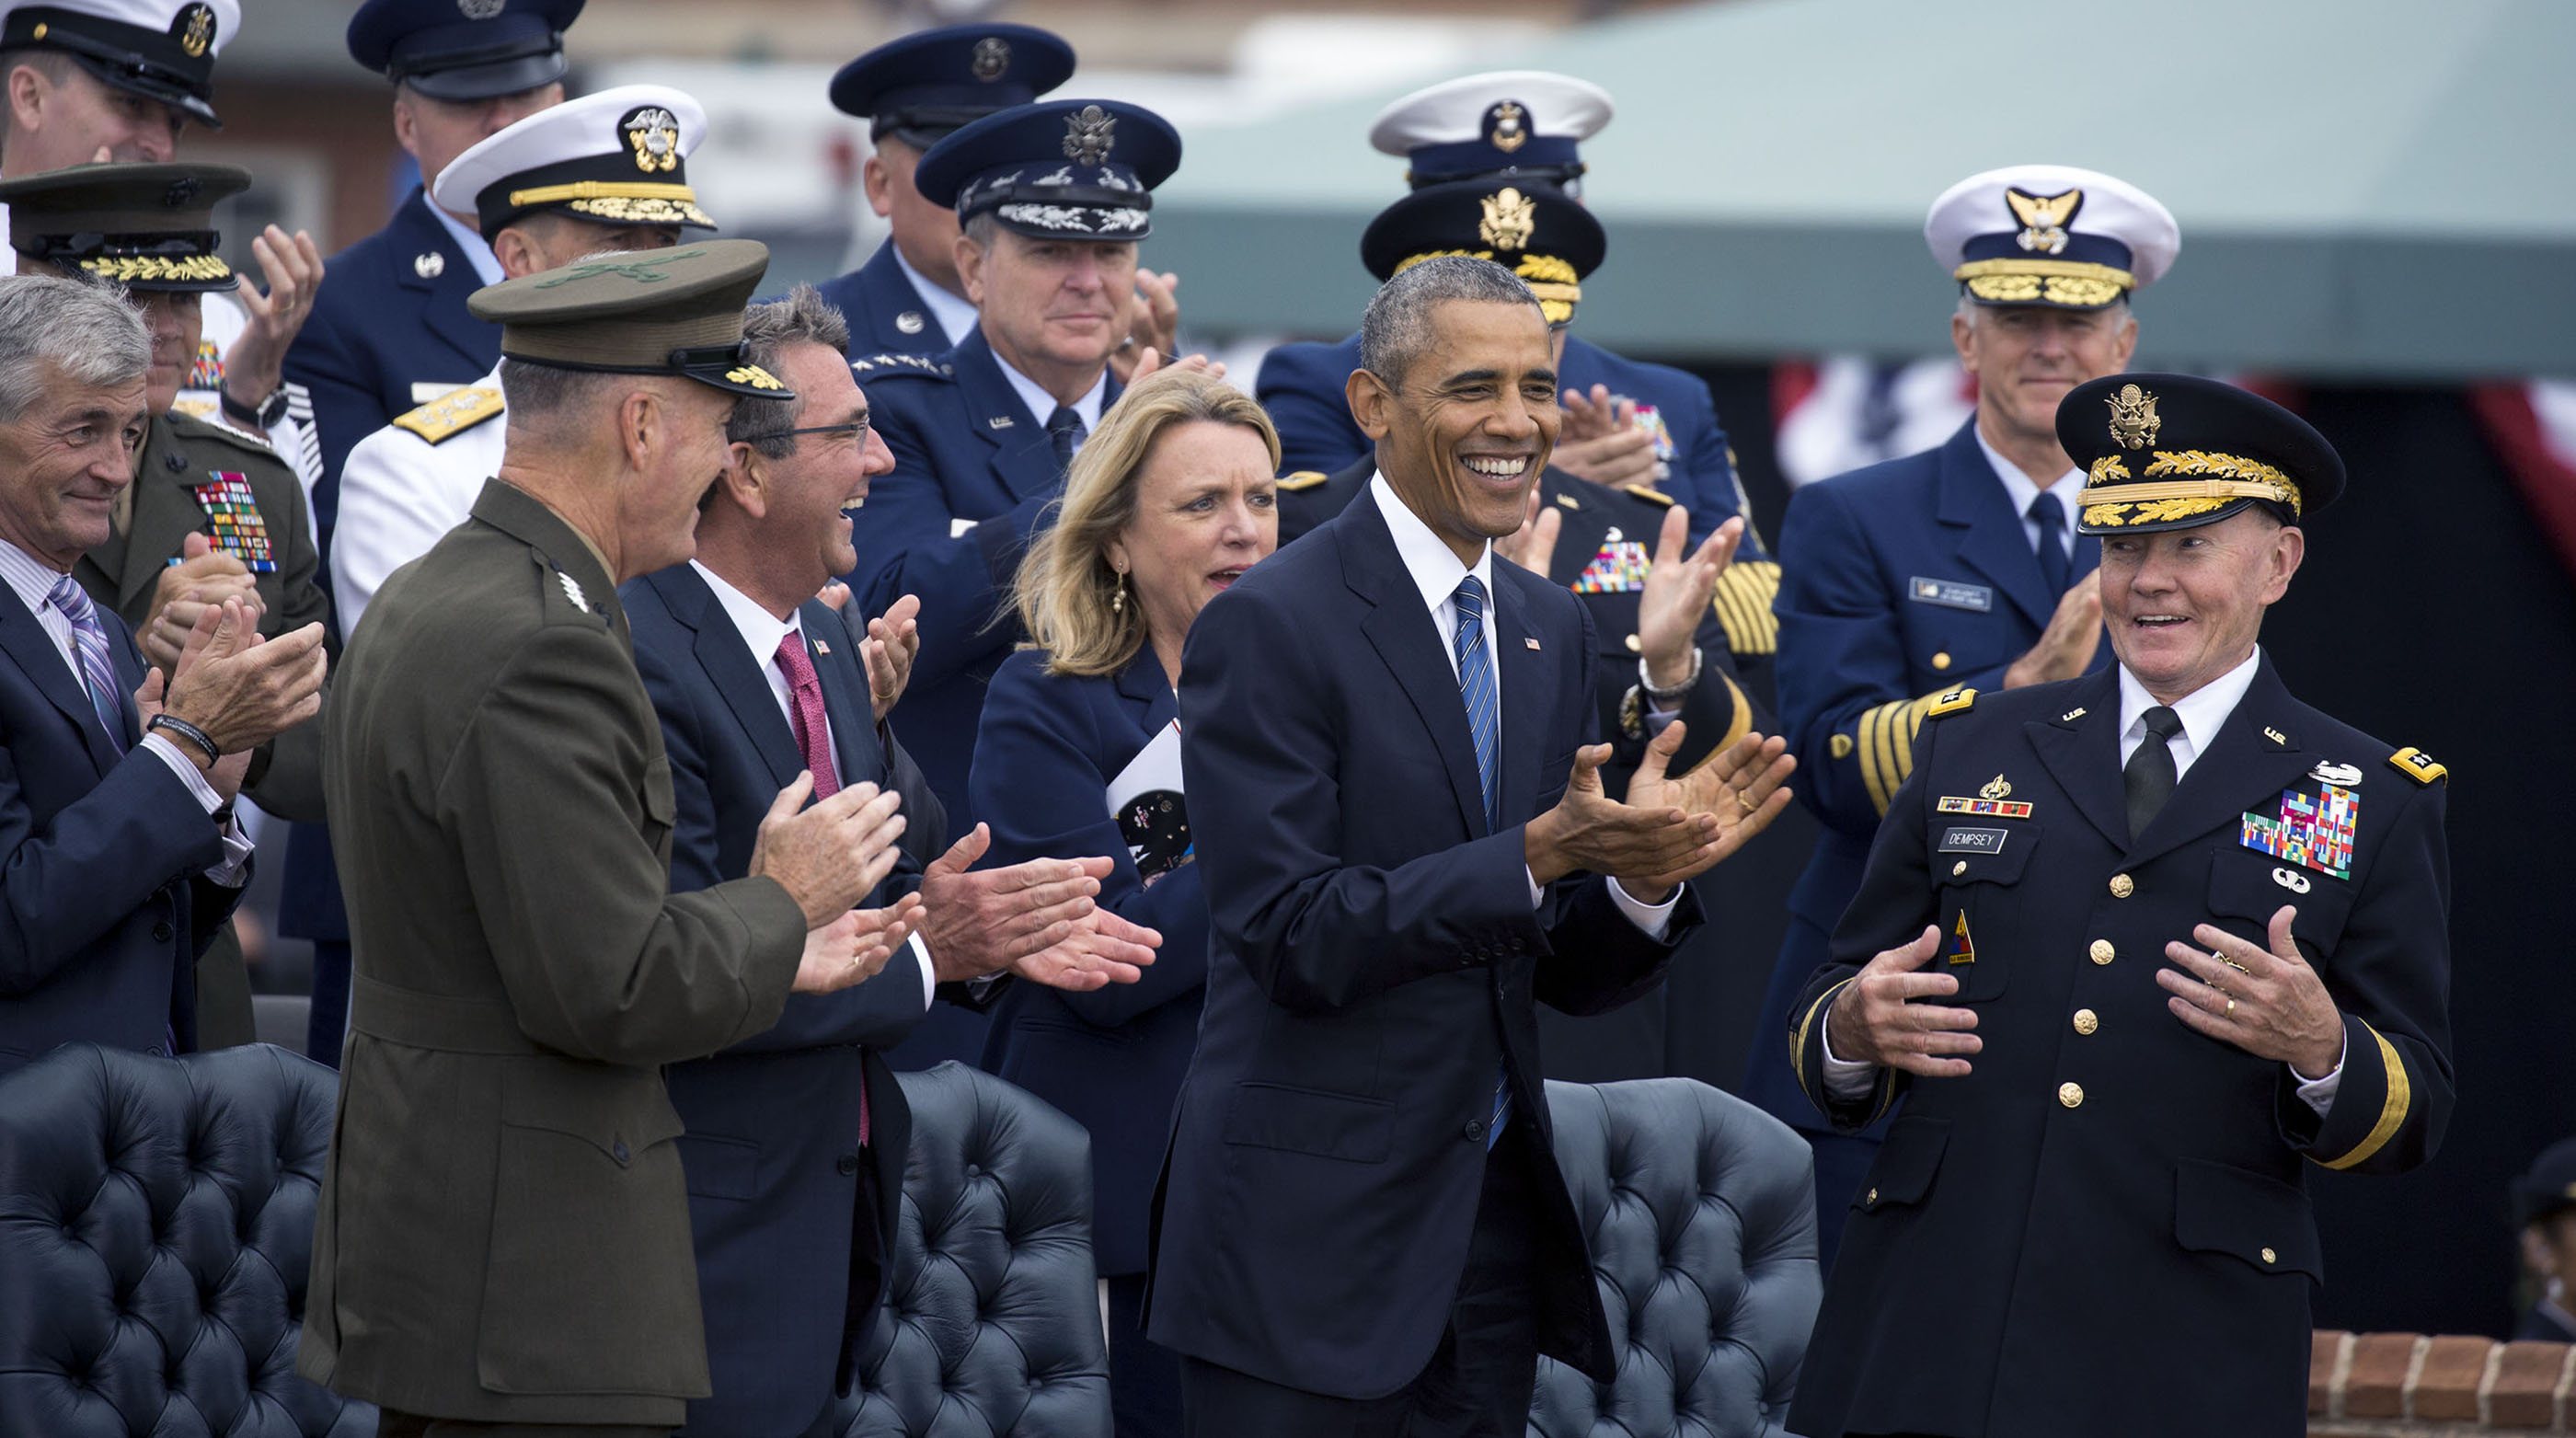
top-left (1649, 727), bottom-right (1795, 869)
top-left (154, 595), bottom-right (326, 800)
top-left (1552, 385), bottom-right (1660, 489)
top-left (1635, 509), bottom-right (1742, 691)
top-left (862, 593), bottom-right (920, 720)
top-left (144, 532), bottom-right (264, 670)
top-left (1495, 485), bottom-right (1562, 578)
top-left (916, 826), bottom-right (1159, 984)
top-left (748, 775), bottom-right (908, 927)
top-left (1110, 270), bottom-right (1182, 385)
top-left (792, 892), bottom-right (926, 995)
top-left (220, 224), bottom-right (325, 422)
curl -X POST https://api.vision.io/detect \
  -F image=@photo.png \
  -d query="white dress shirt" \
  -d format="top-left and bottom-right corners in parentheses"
top-left (0, 540), bottom-right (251, 883)
top-left (1365, 475), bottom-right (1677, 938)
top-left (1823, 646), bottom-right (2342, 1110)
top-left (692, 562), bottom-right (935, 1009)
top-left (890, 247), bottom-right (980, 350)
top-left (991, 348), bottom-right (1108, 445)
top-left (1975, 425), bottom-right (2082, 563)
top-left (427, 200), bottom-right (506, 287)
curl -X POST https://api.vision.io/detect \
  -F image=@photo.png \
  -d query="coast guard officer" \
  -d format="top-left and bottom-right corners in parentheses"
top-left (1742, 166), bottom-right (2178, 1260)
top-left (1786, 374), bottom-right (2453, 1438)
top-left (816, 23), bottom-right (1075, 355)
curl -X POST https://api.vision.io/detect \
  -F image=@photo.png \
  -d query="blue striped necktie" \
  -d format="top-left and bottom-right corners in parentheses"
top-left (48, 576), bottom-right (128, 753)
top-left (1453, 576), bottom-right (1511, 1148)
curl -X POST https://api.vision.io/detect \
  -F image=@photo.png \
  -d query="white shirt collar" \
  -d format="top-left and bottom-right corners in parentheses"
top-left (691, 559), bottom-right (799, 669)
top-left (0, 535), bottom-right (64, 615)
top-left (1367, 471), bottom-right (1494, 618)
top-left (426, 199), bottom-right (505, 288)
top-left (1975, 421), bottom-right (2082, 548)
top-left (889, 246), bottom-right (979, 350)
top-left (988, 344), bottom-right (1108, 436)
top-left (2118, 647), bottom-right (2263, 775)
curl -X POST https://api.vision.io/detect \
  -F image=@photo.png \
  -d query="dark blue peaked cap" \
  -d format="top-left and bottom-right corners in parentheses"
top-left (346, 0), bottom-right (581, 100)
top-left (829, 23), bottom-right (1075, 146)
top-left (915, 98), bottom-right (1179, 243)
top-left (2061, 374), bottom-right (2345, 535)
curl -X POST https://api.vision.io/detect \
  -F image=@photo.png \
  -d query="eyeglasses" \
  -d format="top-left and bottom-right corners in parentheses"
top-left (775, 414), bottom-right (872, 446)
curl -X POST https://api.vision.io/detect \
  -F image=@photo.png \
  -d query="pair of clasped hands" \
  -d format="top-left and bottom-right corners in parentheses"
top-left (742, 592), bottom-right (1162, 998)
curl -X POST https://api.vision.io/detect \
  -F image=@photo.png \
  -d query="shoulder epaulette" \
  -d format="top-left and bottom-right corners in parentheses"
top-left (1926, 685), bottom-right (1978, 718)
top-left (1620, 482), bottom-right (1673, 507)
top-left (848, 351), bottom-right (950, 377)
top-left (164, 406), bottom-right (282, 458)
top-left (1274, 470), bottom-right (1328, 492)
top-left (391, 385), bottom-right (504, 444)
top-left (2388, 746), bottom-right (2448, 785)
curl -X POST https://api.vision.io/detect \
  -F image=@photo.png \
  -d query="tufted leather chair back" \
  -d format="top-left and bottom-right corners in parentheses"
top-left (842, 1062), bottom-right (1110, 1438)
top-left (0, 1042), bottom-right (374, 1436)
top-left (1529, 1078), bottom-right (1822, 1438)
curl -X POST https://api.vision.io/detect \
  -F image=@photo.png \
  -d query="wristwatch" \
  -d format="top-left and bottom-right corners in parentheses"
top-left (1638, 648), bottom-right (1702, 705)
top-left (220, 384), bottom-right (290, 431)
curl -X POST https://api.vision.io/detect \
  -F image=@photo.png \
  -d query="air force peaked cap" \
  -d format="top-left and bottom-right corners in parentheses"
top-left (468, 238), bottom-right (790, 400)
top-left (829, 23), bottom-right (1075, 148)
top-left (346, 0), bottom-right (581, 100)
top-left (2060, 374), bottom-right (2342, 535)
top-left (434, 84), bottom-right (713, 241)
top-left (1927, 164), bottom-right (2178, 310)
top-left (914, 98), bottom-right (1179, 243)
top-left (0, 159), bottom-right (247, 290)
top-left (0, 0), bottom-right (236, 127)
top-left (1369, 71), bottom-right (1611, 190)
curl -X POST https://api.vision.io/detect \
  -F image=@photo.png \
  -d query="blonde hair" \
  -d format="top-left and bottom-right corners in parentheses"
top-left (1013, 367), bottom-right (1282, 678)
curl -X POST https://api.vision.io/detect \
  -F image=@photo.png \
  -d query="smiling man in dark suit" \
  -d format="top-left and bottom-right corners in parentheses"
top-left (626, 286), bottom-right (1159, 1438)
top-left (1148, 256), bottom-right (1793, 1437)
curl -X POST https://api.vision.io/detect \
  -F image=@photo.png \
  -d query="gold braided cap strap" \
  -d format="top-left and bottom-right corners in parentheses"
top-left (2080, 450), bottom-right (2303, 528)
top-left (507, 181), bottom-right (714, 229)
top-left (1953, 257), bottom-right (2135, 308)
top-left (1394, 248), bottom-right (1583, 324)
top-left (80, 254), bottom-right (233, 283)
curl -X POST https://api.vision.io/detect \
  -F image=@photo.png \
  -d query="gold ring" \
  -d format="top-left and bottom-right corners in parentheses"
top-left (1735, 793), bottom-right (1758, 815)
top-left (2225, 998), bottom-right (2237, 1016)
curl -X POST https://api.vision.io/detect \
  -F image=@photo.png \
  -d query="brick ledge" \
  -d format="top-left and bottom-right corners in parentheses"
top-left (2312, 1330), bottom-right (2575, 1432)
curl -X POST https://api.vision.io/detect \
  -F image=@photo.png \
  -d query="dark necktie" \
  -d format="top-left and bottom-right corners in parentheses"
top-left (1046, 405), bottom-right (1085, 473)
top-left (2123, 705), bottom-right (2183, 842)
top-left (776, 629), bottom-right (871, 1145)
top-left (2029, 489), bottom-right (2071, 598)
top-left (49, 575), bottom-right (128, 753)
top-left (1452, 576), bottom-right (1512, 1148)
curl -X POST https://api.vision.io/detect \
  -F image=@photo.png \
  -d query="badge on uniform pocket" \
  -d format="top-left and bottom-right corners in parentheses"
top-left (1909, 576), bottom-right (1993, 612)
top-left (2240, 783), bottom-right (2356, 880)
top-left (191, 473), bottom-right (276, 572)
top-left (1947, 911), bottom-right (1975, 965)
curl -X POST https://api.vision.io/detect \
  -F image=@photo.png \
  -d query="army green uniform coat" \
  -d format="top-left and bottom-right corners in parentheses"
top-left (297, 479), bottom-right (810, 1426)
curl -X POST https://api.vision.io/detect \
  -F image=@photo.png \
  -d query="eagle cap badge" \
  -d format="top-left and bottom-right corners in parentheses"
top-left (1063, 105), bottom-right (1117, 166)
top-left (2006, 186), bottom-right (2081, 256)
top-left (2105, 383), bottom-right (2161, 451)
top-left (457, 0), bottom-right (505, 17)
top-left (1478, 187), bottom-right (1535, 252)
top-left (972, 36), bottom-right (1010, 81)
top-left (623, 107), bottom-right (681, 173)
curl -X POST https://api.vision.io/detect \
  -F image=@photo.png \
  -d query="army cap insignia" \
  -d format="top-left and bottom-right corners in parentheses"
top-left (2105, 383), bottom-right (2160, 451)
top-left (1478, 186), bottom-right (1536, 252)
top-left (972, 36), bottom-right (1011, 81)
top-left (1063, 104), bottom-right (1117, 164)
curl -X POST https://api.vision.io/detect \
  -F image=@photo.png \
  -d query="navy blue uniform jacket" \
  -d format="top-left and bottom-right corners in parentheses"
top-left (1785, 661), bottom-right (2453, 1438)
top-left (970, 647), bottom-right (1212, 1277)
top-left (625, 564), bottom-right (937, 1438)
top-left (814, 241), bottom-right (948, 358)
top-left (1743, 420), bottom-right (2106, 1142)
top-left (845, 329), bottom-right (1123, 833)
top-left (0, 581), bottom-right (236, 1074)
top-left (1145, 485), bottom-right (1704, 1398)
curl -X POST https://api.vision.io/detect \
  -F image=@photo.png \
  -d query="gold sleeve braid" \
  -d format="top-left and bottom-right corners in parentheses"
top-left (1709, 559), bottom-right (1781, 656)
top-left (1856, 690), bottom-right (1946, 816)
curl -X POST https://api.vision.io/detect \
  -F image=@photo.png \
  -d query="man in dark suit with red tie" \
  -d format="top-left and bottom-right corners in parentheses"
top-left (625, 287), bottom-right (1160, 1438)
top-left (1146, 257), bottom-right (1793, 1436)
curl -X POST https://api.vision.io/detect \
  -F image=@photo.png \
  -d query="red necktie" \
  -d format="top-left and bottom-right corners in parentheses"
top-left (775, 629), bottom-right (868, 1146)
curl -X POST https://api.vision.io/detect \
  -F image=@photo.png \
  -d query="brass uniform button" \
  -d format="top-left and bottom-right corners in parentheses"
top-left (1952, 860), bottom-right (1968, 876)
top-left (1625, 633), bottom-right (1642, 653)
top-left (2089, 938), bottom-right (2115, 965)
top-left (1932, 651), bottom-right (1952, 671)
top-left (2109, 873), bottom-right (2134, 899)
top-left (1831, 733), bottom-right (1855, 759)
top-left (2058, 1082), bottom-right (2085, 1109)
top-left (2260, 1247), bottom-right (2278, 1265)
top-left (2072, 1008), bottom-right (2099, 1036)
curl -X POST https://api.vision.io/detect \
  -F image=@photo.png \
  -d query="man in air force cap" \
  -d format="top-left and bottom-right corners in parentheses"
top-left (300, 239), bottom-right (917, 1434)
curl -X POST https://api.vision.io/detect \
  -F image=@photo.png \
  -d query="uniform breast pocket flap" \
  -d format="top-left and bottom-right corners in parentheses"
top-left (1221, 1081), bottom-right (1394, 1164)
top-left (2173, 1157), bottom-right (2322, 1281)
top-left (1853, 1115), bottom-right (1949, 1214)
top-left (1940, 831), bottom-right (2035, 1001)
top-left (2205, 851), bottom-right (2352, 956)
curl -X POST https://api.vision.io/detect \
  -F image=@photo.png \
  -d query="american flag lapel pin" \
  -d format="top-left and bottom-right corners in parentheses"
top-left (1524, 638), bottom-right (1542, 650)
top-left (814, 638), bottom-right (831, 654)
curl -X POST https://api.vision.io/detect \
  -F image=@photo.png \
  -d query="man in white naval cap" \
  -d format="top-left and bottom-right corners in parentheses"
top-left (330, 85), bottom-right (717, 641)
top-left (0, 0), bottom-right (324, 472)
top-left (1744, 164), bottom-right (2181, 1265)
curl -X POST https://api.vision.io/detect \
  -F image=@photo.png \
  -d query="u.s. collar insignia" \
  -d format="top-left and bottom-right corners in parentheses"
top-left (1486, 99), bottom-right (1528, 154)
top-left (176, 3), bottom-right (215, 57)
top-left (414, 250), bottom-right (445, 279)
top-left (986, 415), bottom-right (1015, 430)
top-left (2060, 707), bottom-right (2087, 722)
top-left (2310, 761), bottom-right (2363, 788)
top-left (1063, 105), bottom-right (1117, 165)
top-left (972, 36), bottom-right (1011, 81)
top-left (623, 107), bottom-right (682, 173)
top-left (558, 571), bottom-right (591, 614)
top-left (2005, 186), bottom-right (2081, 255)
top-left (1479, 186), bottom-right (1536, 252)
top-left (2263, 726), bottom-right (2289, 746)
top-left (1978, 774), bottom-right (2012, 800)
top-left (2105, 383), bottom-right (2160, 451)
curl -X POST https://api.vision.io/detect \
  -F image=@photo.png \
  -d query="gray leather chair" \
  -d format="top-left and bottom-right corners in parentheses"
top-left (1530, 1077), bottom-right (1822, 1438)
top-left (0, 1042), bottom-right (374, 1436)
top-left (843, 1061), bottom-right (1111, 1437)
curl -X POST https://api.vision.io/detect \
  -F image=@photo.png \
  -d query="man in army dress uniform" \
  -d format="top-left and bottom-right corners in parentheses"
top-left (0, 160), bottom-right (331, 1049)
top-left (299, 239), bottom-right (919, 1434)
top-left (1786, 374), bottom-right (2453, 1438)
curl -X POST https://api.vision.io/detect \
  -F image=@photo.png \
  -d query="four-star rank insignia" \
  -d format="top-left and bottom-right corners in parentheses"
top-left (1478, 186), bottom-right (1535, 252)
top-left (2105, 382), bottom-right (2161, 451)
top-left (1948, 911), bottom-right (1975, 965)
top-left (2242, 783), bottom-right (2356, 880)
top-left (624, 107), bottom-right (682, 173)
top-left (191, 474), bottom-right (274, 572)
top-left (1063, 105), bottom-right (1117, 165)
top-left (2005, 186), bottom-right (2080, 255)
top-left (558, 570), bottom-right (591, 614)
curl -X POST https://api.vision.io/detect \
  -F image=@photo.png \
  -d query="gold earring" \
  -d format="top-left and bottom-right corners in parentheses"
top-left (1112, 571), bottom-right (1128, 614)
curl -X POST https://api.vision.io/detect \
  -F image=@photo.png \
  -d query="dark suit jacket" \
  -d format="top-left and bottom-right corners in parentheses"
top-left (814, 241), bottom-right (950, 357)
top-left (1743, 418), bottom-right (2110, 1140)
top-left (0, 573), bottom-right (234, 1074)
top-left (970, 646), bottom-right (1212, 1276)
top-left (1145, 484), bottom-right (1705, 1398)
top-left (1785, 660), bottom-right (2453, 1438)
top-left (845, 328), bottom-right (1123, 828)
top-left (625, 563), bottom-right (942, 1437)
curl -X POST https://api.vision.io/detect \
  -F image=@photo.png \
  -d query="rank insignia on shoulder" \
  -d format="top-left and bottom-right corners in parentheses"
top-left (1619, 482), bottom-right (1673, 507)
top-left (2241, 783), bottom-right (2356, 880)
top-left (1274, 470), bottom-right (1328, 492)
top-left (2388, 747), bottom-right (2448, 785)
top-left (557, 570), bottom-right (591, 614)
top-left (2309, 761), bottom-right (2363, 788)
top-left (392, 385), bottom-right (505, 444)
top-left (1947, 911), bottom-right (1975, 965)
top-left (849, 352), bottom-right (946, 376)
top-left (1926, 685), bottom-right (1978, 717)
